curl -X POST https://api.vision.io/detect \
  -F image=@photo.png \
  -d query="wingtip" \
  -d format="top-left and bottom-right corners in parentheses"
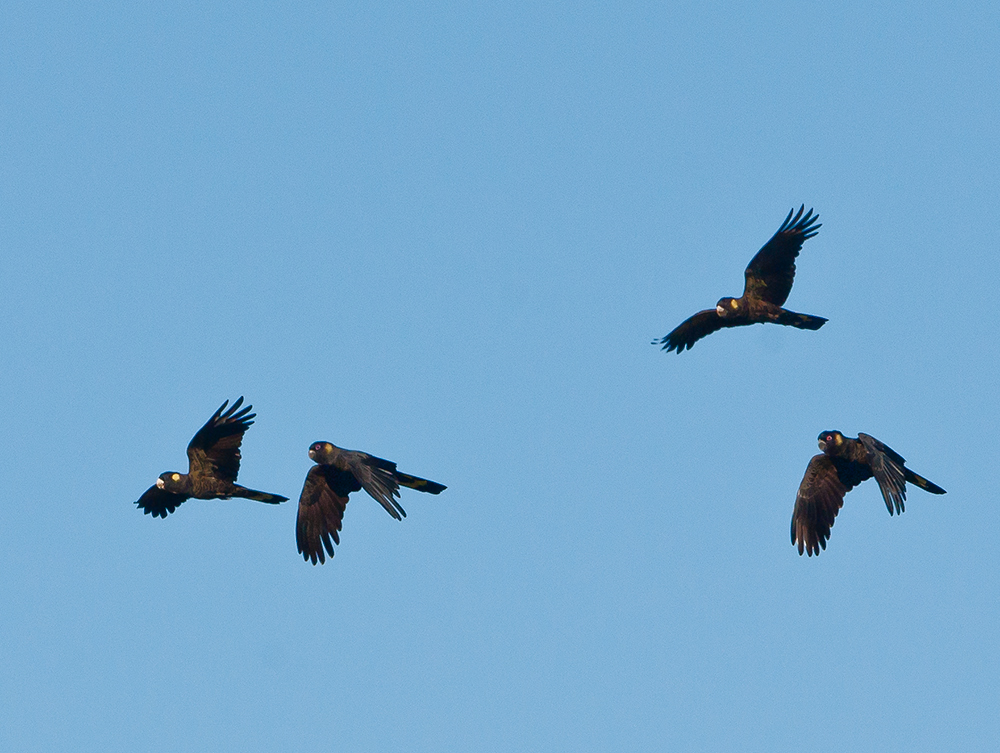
top-left (656, 338), bottom-right (688, 354)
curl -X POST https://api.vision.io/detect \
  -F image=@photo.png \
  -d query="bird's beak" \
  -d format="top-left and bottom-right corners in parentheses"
top-left (716, 304), bottom-right (725, 315)
top-left (156, 478), bottom-right (165, 489)
top-left (308, 449), bottom-right (316, 460)
top-left (817, 440), bottom-right (827, 452)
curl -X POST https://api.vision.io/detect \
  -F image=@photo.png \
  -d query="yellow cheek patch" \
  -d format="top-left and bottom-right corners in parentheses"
top-left (171, 473), bottom-right (181, 481)
top-left (730, 299), bottom-right (738, 308)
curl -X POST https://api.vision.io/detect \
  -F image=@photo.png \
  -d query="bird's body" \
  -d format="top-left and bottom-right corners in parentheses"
top-left (791, 430), bottom-right (946, 556)
top-left (135, 397), bottom-right (288, 518)
top-left (155, 473), bottom-right (280, 503)
top-left (654, 206), bottom-right (827, 353)
top-left (296, 441), bottom-right (446, 565)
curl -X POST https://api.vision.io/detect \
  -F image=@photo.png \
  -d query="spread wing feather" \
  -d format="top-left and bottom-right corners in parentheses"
top-left (186, 397), bottom-right (254, 482)
top-left (317, 446), bottom-right (407, 520)
top-left (352, 453), bottom-right (408, 520)
top-left (791, 454), bottom-right (870, 556)
top-left (296, 465), bottom-right (350, 565)
top-left (135, 485), bottom-right (189, 518)
top-left (653, 309), bottom-right (732, 353)
top-left (858, 433), bottom-right (910, 515)
top-left (743, 206), bottom-right (821, 306)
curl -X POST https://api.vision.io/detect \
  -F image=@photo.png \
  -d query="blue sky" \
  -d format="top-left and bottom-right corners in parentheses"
top-left (1, 2), bottom-right (998, 751)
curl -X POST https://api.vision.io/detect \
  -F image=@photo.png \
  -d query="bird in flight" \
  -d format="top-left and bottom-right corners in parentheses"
top-left (135, 397), bottom-right (288, 518)
top-left (297, 441), bottom-right (446, 564)
top-left (653, 206), bottom-right (827, 353)
top-left (791, 430), bottom-right (946, 556)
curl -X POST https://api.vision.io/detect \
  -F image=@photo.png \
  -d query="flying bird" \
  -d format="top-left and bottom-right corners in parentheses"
top-left (791, 430), bottom-right (946, 556)
top-left (297, 441), bottom-right (446, 565)
top-left (653, 206), bottom-right (827, 353)
top-left (135, 397), bottom-right (288, 518)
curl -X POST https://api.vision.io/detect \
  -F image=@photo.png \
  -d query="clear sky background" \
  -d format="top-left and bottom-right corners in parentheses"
top-left (2, 2), bottom-right (997, 751)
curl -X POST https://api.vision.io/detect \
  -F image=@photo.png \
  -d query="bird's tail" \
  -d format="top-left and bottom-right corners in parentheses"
top-left (395, 472), bottom-right (447, 495)
top-left (235, 487), bottom-right (289, 504)
top-left (777, 310), bottom-right (828, 330)
top-left (904, 469), bottom-right (946, 495)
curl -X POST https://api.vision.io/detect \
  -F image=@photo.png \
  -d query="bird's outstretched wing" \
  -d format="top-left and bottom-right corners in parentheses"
top-left (857, 433), bottom-right (909, 515)
top-left (296, 465), bottom-right (350, 565)
top-left (136, 485), bottom-right (189, 518)
top-left (186, 397), bottom-right (254, 482)
top-left (313, 444), bottom-right (408, 519)
top-left (791, 454), bottom-right (870, 556)
top-left (352, 453), bottom-right (409, 520)
top-left (653, 309), bottom-right (730, 353)
top-left (743, 206), bottom-right (821, 306)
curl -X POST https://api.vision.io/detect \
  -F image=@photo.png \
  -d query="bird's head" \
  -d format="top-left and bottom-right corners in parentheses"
top-left (157, 472), bottom-right (185, 493)
top-left (817, 431), bottom-right (845, 453)
top-left (309, 442), bottom-right (335, 464)
top-left (716, 297), bottom-right (739, 317)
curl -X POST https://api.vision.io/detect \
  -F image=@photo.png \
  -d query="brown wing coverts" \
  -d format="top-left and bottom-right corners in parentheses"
top-left (743, 206), bottom-right (821, 305)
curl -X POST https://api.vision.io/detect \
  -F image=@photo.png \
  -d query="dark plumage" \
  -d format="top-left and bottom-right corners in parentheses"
top-left (135, 397), bottom-right (288, 518)
top-left (297, 441), bottom-right (446, 565)
top-left (654, 206), bottom-right (827, 353)
top-left (791, 430), bottom-right (946, 556)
